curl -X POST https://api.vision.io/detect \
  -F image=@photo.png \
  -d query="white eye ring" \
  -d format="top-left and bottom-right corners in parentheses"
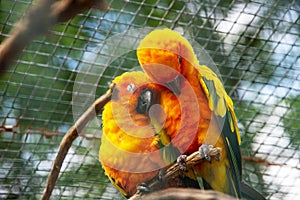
top-left (127, 83), bottom-right (136, 93)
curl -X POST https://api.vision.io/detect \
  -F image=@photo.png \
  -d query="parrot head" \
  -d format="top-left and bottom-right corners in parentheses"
top-left (137, 28), bottom-right (199, 95)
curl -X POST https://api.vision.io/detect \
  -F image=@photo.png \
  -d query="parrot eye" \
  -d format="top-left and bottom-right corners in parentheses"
top-left (136, 88), bottom-right (153, 114)
top-left (127, 83), bottom-right (136, 93)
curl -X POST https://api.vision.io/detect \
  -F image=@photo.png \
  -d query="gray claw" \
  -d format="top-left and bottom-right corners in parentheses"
top-left (158, 168), bottom-right (166, 182)
top-left (199, 144), bottom-right (211, 162)
top-left (177, 155), bottom-right (188, 172)
top-left (137, 182), bottom-right (151, 194)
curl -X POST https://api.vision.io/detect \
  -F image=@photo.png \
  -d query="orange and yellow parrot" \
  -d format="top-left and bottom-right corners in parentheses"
top-left (137, 28), bottom-right (265, 199)
top-left (99, 71), bottom-right (199, 198)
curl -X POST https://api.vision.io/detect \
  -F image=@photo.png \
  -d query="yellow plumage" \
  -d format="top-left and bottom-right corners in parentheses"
top-left (99, 71), bottom-right (199, 197)
top-left (99, 28), bottom-right (264, 200)
top-left (137, 28), bottom-right (243, 197)
top-left (99, 72), bottom-right (164, 197)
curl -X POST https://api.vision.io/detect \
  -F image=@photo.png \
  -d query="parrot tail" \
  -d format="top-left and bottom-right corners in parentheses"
top-left (241, 182), bottom-right (266, 200)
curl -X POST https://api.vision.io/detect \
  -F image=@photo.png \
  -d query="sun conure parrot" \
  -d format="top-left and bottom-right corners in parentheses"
top-left (99, 71), bottom-right (200, 198)
top-left (136, 28), bottom-right (265, 200)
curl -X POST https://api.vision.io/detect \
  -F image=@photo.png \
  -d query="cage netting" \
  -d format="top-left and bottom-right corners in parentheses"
top-left (0, 0), bottom-right (299, 199)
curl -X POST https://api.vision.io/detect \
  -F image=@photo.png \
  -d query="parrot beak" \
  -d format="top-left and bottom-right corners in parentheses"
top-left (165, 75), bottom-right (182, 95)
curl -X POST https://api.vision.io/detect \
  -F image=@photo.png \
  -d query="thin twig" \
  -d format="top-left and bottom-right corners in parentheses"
top-left (0, 0), bottom-right (108, 76)
top-left (242, 155), bottom-right (299, 169)
top-left (41, 83), bottom-right (115, 200)
top-left (129, 145), bottom-right (222, 200)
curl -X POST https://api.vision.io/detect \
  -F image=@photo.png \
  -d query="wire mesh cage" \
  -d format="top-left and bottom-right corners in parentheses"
top-left (0, 0), bottom-right (299, 199)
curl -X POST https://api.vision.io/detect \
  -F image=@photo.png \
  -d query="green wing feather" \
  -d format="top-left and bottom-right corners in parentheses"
top-left (196, 65), bottom-right (242, 197)
top-left (196, 65), bottom-right (240, 144)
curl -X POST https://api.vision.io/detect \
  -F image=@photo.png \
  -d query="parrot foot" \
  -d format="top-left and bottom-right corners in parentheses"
top-left (176, 155), bottom-right (188, 172)
top-left (199, 144), bottom-right (212, 162)
top-left (158, 168), bottom-right (166, 181)
top-left (136, 182), bottom-right (151, 194)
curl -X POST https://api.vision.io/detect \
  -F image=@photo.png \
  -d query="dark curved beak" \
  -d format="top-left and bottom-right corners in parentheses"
top-left (165, 75), bottom-right (182, 95)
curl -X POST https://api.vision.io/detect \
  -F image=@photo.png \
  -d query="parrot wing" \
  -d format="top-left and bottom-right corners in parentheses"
top-left (196, 65), bottom-right (242, 197)
top-left (151, 113), bottom-right (201, 189)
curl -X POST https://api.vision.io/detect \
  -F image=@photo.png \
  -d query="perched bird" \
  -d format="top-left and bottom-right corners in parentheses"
top-left (137, 28), bottom-right (265, 200)
top-left (99, 71), bottom-right (199, 198)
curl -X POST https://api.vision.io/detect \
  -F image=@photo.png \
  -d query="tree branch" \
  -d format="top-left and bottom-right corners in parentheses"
top-left (41, 83), bottom-right (115, 200)
top-left (0, 0), bottom-right (108, 76)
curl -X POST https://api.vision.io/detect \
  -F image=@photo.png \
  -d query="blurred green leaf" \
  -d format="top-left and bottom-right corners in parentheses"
top-left (283, 95), bottom-right (300, 148)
